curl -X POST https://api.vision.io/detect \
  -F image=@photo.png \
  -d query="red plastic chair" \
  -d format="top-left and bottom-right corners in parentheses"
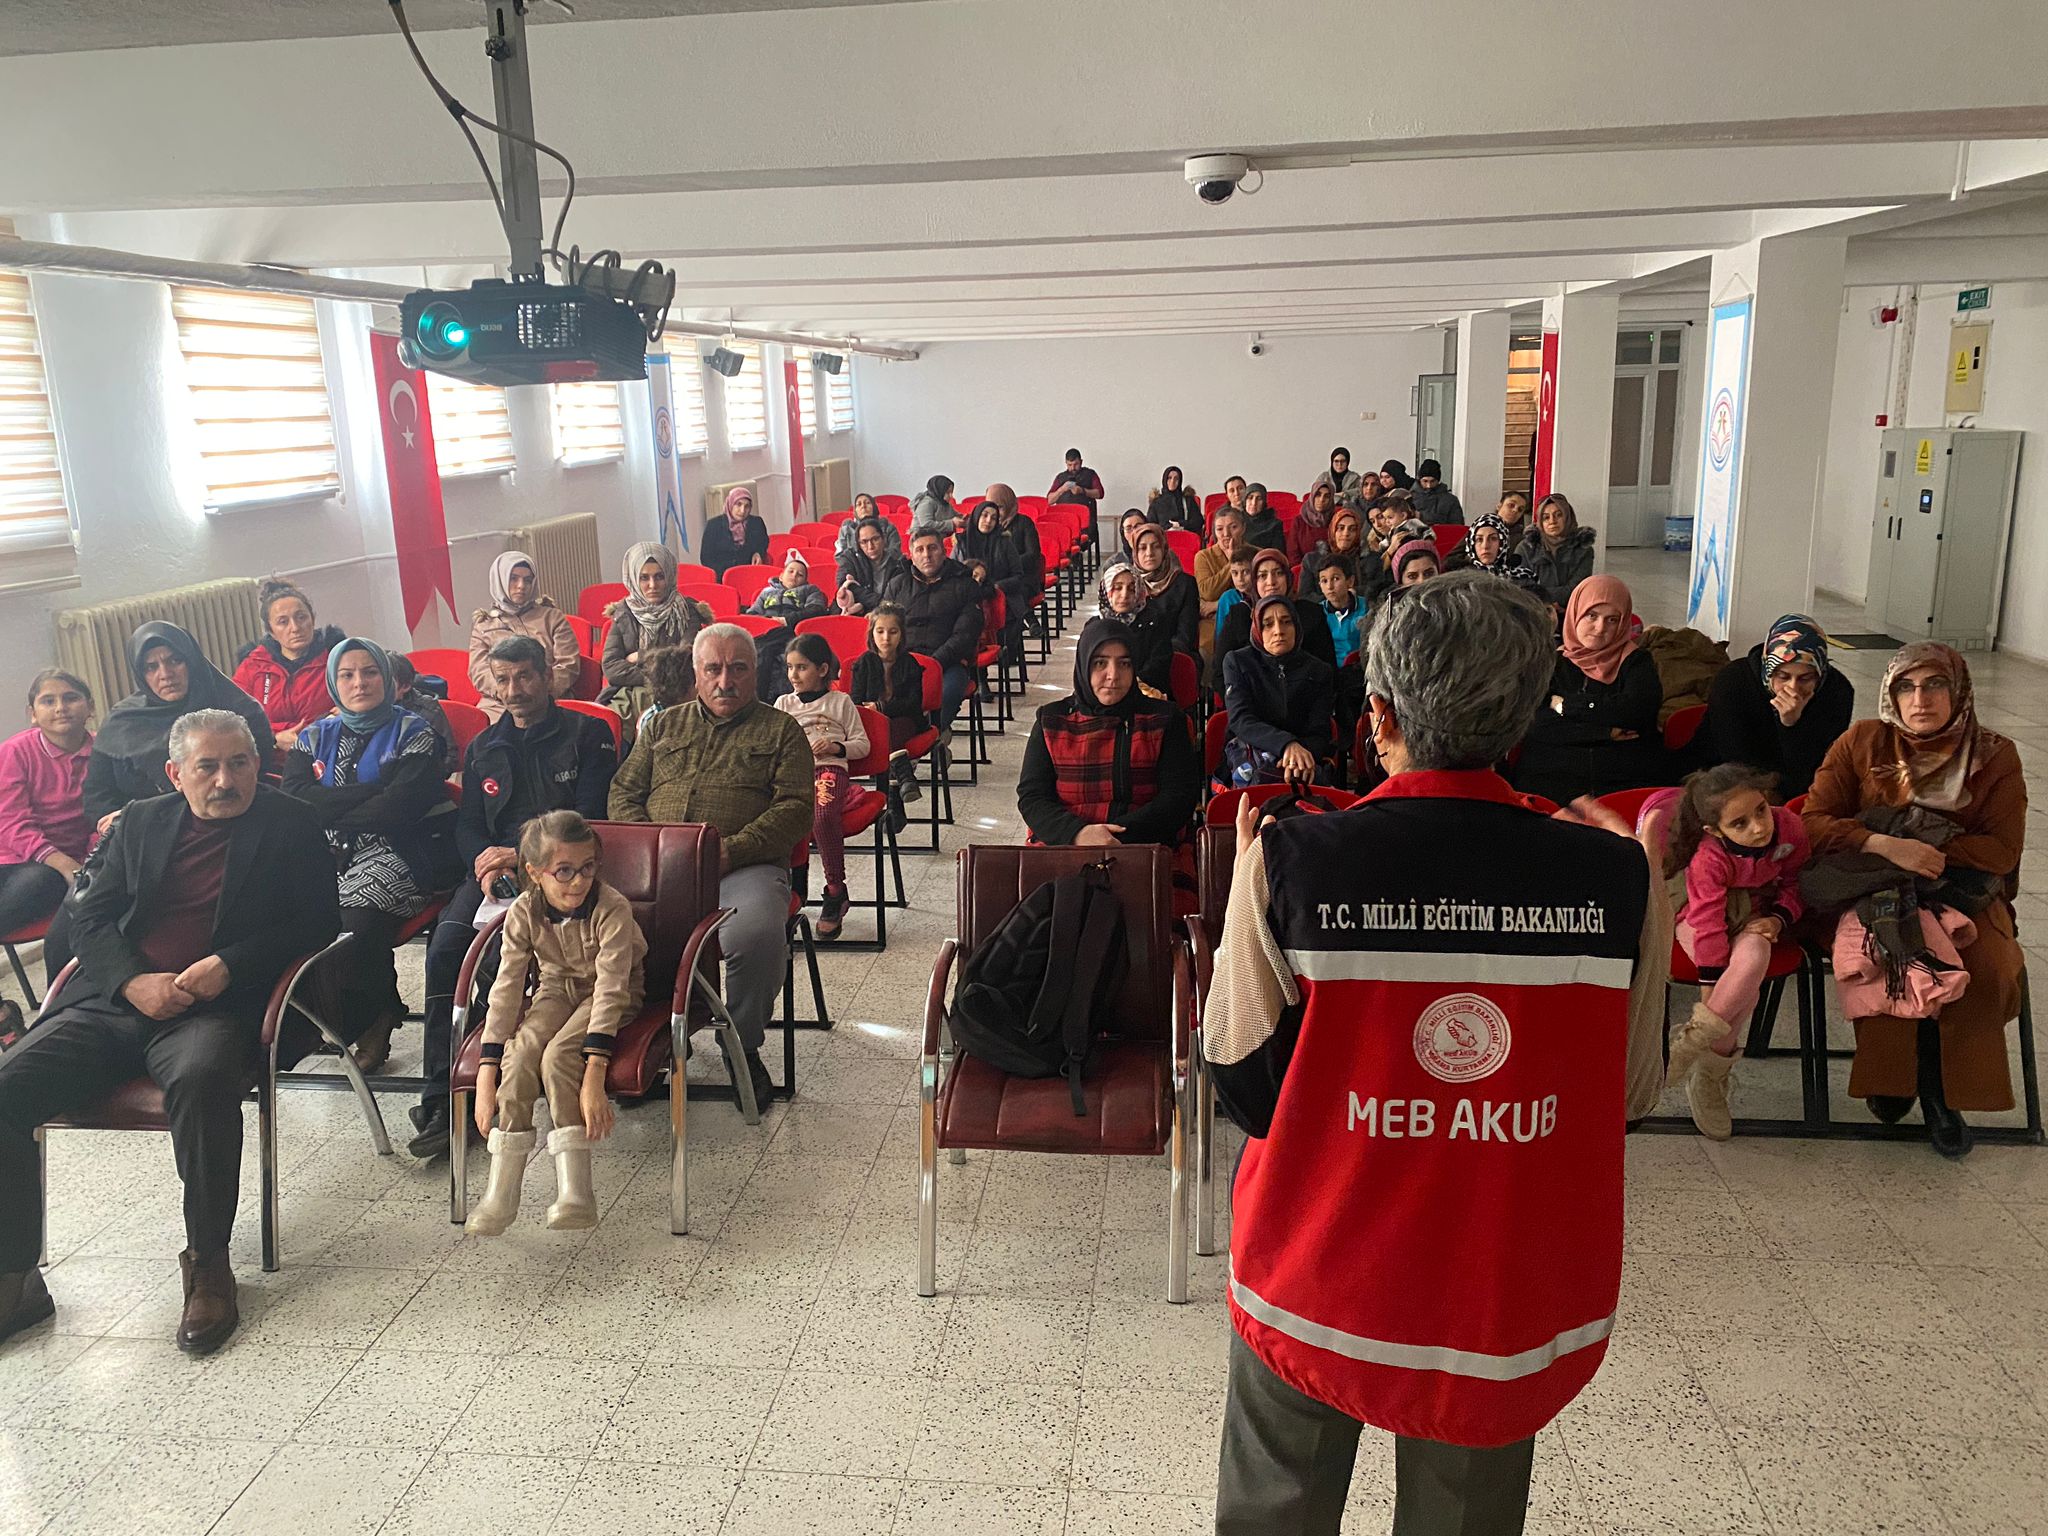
top-left (569, 654), bottom-right (603, 702)
top-left (407, 649), bottom-right (480, 707)
top-left (1432, 525), bottom-right (1467, 560)
top-left (562, 613), bottom-right (599, 659)
top-left (442, 699), bottom-right (490, 762)
top-left (675, 561), bottom-right (715, 585)
top-left (767, 534), bottom-right (805, 562)
top-left (1202, 492), bottom-right (1230, 516)
top-left (1267, 491), bottom-right (1301, 518)
top-left (679, 582), bottom-right (741, 619)
top-left (796, 615), bottom-right (870, 680)
top-left (558, 697), bottom-right (624, 753)
top-left (733, 613), bottom-right (783, 639)
top-left (1165, 529), bottom-right (1201, 570)
top-left (1204, 783), bottom-right (1361, 827)
top-left (1168, 651), bottom-right (1199, 710)
top-left (577, 583), bottom-right (628, 625)
top-left (875, 494), bottom-right (910, 516)
top-left (1663, 704), bottom-right (1707, 753)
top-left (821, 510), bottom-right (854, 530)
top-left (722, 564), bottom-right (783, 603)
top-left (1203, 709), bottom-right (1230, 781)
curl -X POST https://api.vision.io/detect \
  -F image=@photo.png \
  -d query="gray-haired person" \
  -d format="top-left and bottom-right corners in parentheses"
top-left (0, 709), bottom-right (338, 1356)
top-left (409, 634), bottom-right (617, 1159)
top-left (1205, 573), bottom-right (1672, 1535)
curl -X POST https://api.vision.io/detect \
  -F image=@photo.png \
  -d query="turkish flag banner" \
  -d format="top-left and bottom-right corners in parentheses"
top-left (785, 358), bottom-right (808, 523)
top-left (1532, 329), bottom-right (1560, 504)
top-left (370, 331), bottom-right (458, 639)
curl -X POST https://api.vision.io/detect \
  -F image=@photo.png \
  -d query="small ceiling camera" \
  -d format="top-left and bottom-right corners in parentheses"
top-left (1185, 154), bottom-right (1250, 205)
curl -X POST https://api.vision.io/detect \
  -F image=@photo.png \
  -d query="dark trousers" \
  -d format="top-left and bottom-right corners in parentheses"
top-left (298, 906), bottom-right (407, 1063)
top-left (1216, 1334), bottom-right (1536, 1536)
top-left (0, 862), bottom-right (67, 939)
top-left (935, 664), bottom-right (972, 730)
top-left (418, 879), bottom-right (502, 1107)
top-left (0, 996), bottom-right (253, 1270)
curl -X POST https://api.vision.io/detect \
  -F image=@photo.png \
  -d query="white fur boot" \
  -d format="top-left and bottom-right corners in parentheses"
top-left (465, 1128), bottom-right (536, 1236)
top-left (1667, 1000), bottom-right (1736, 1092)
top-left (545, 1126), bottom-right (599, 1230)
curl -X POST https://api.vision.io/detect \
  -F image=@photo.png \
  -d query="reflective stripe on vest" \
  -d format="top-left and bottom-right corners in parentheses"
top-left (1231, 1268), bottom-right (1614, 1382)
top-left (1282, 949), bottom-right (1634, 989)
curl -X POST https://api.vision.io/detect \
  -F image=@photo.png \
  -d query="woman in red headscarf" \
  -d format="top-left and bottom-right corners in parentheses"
top-left (1802, 643), bottom-right (2026, 1156)
top-left (1511, 574), bottom-right (1662, 806)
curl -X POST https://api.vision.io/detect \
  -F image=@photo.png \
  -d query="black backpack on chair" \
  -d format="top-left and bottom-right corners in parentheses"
top-left (947, 859), bottom-right (1127, 1115)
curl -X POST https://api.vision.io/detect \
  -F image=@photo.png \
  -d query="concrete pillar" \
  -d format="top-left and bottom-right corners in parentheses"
top-left (1690, 232), bottom-right (1847, 646)
top-left (1540, 290), bottom-right (1620, 555)
top-left (1452, 309), bottom-right (1509, 513)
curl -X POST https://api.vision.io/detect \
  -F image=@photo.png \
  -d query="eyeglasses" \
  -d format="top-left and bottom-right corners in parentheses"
top-left (1894, 676), bottom-right (1953, 698)
top-left (541, 859), bottom-right (599, 884)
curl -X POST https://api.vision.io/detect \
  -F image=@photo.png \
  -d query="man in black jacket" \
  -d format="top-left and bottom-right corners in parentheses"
top-left (1409, 458), bottom-right (1467, 524)
top-left (883, 529), bottom-right (986, 738)
top-left (0, 708), bottom-right (339, 1355)
top-left (409, 635), bottom-right (616, 1158)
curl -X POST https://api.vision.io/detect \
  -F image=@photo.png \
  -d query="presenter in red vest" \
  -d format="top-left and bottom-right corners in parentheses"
top-left (1206, 572), bottom-right (1673, 1534)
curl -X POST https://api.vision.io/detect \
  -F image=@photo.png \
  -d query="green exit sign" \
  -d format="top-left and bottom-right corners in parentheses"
top-left (1958, 286), bottom-right (1991, 312)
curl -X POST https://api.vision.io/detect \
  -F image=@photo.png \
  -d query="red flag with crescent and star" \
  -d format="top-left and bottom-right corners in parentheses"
top-left (370, 331), bottom-right (458, 638)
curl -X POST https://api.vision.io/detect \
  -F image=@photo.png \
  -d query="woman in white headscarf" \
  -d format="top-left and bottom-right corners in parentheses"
top-left (601, 541), bottom-right (714, 728)
top-left (467, 550), bottom-right (583, 718)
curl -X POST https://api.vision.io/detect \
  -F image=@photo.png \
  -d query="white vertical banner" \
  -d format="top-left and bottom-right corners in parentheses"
top-left (1687, 296), bottom-right (1751, 640)
top-left (647, 351), bottom-right (686, 553)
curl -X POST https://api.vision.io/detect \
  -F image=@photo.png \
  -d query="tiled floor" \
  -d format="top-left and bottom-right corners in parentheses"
top-left (0, 547), bottom-right (2045, 1534)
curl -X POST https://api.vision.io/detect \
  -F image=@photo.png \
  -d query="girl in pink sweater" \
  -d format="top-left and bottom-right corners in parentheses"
top-left (1663, 764), bottom-right (1810, 1139)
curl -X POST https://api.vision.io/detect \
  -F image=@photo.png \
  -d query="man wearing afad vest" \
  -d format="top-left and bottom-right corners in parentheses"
top-left (1205, 573), bottom-right (1673, 1535)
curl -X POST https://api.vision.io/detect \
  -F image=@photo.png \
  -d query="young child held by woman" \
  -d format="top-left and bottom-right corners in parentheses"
top-left (1663, 765), bottom-right (1809, 1140)
top-left (776, 632), bottom-right (869, 940)
top-left (468, 811), bottom-right (647, 1236)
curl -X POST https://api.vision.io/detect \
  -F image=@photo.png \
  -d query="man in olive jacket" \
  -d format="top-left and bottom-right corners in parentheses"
top-left (609, 623), bottom-right (812, 1105)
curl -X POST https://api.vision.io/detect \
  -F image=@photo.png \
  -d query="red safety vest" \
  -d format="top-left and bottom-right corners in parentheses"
top-left (1228, 769), bottom-right (1647, 1447)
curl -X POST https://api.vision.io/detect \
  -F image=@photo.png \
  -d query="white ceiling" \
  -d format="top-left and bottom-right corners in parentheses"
top-left (6, 0), bottom-right (2048, 347)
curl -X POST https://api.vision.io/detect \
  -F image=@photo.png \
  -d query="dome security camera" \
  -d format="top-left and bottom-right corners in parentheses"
top-left (1247, 339), bottom-right (1265, 358)
top-left (1185, 154), bottom-right (1250, 205)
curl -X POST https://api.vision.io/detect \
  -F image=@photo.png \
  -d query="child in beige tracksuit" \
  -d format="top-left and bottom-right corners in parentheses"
top-left (467, 810), bottom-right (647, 1235)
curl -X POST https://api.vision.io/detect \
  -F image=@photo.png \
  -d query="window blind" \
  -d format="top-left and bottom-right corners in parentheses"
top-left (0, 272), bottom-right (73, 554)
top-left (789, 346), bottom-right (818, 439)
top-left (426, 373), bottom-right (515, 477)
top-left (551, 379), bottom-right (625, 465)
top-left (825, 361), bottom-right (855, 434)
top-left (171, 286), bottom-right (341, 509)
top-left (667, 342), bottom-right (709, 456)
top-left (723, 341), bottom-right (767, 451)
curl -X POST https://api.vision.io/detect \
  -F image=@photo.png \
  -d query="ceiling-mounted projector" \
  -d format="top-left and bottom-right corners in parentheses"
top-left (398, 279), bottom-right (651, 386)
top-left (705, 345), bottom-right (746, 378)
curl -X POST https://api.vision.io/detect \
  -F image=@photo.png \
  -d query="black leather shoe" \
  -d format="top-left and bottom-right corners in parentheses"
top-left (1867, 1095), bottom-right (1915, 1124)
top-left (1925, 1098), bottom-right (1974, 1160)
top-left (407, 1103), bottom-right (450, 1161)
top-left (0, 1268), bottom-right (55, 1344)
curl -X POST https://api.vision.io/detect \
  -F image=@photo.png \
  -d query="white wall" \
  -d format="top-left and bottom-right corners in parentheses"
top-left (847, 331), bottom-right (1449, 513)
top-left (1814, 277), bottom-right (2048, 662)
top-left (0, 271), bottom-right (845, 712)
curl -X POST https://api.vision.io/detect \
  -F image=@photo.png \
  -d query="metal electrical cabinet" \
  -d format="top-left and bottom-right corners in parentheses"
top-left (1864, 428), bottom-right (2023, 648)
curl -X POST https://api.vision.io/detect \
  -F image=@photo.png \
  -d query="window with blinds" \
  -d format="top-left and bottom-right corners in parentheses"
top-left (826, 361), bottom-right (856, 434)
top-left (789, 347), bottom-right (818, 438)
top-left (426, 374), bottom-right (515, 478)
top-left (171, 286), bottom-right (341, 509)
top-left (723, 341), bottom-right (768, 451)
top-left (551, 379), bottom-right (625, 465)
top-left (0, 272), bottom-right (74, 555)
top-left (667, 343), bottom-right (709, 456)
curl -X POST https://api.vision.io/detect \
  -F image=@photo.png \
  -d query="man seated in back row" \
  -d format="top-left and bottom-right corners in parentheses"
top-left (410, 635), bottom-right (617, 1159)
top-left (0, 709), bottom-right (339, 1356)
top-left (882, 528), bottom-right (986, 744)
top-left (607, 623), bottom-right (813, 1107)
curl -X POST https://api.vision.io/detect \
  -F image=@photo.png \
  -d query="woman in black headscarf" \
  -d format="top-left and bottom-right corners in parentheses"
top-left (1222, 594), bottom-right (1337, 787)
top-left (1017, 617), bottom-right (1200, 848)
top-left (82, 621), bottom-right (273, 826)
top-left (1150, 466), bottom-right (1203, 533)
top-left (955, 500), bottom-right (1028, 655)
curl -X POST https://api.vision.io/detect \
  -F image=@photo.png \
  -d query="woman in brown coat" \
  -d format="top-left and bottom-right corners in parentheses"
top-left (467, 550), bottom-right (583, 718)
top-left (1802, 643), bottom-right (2026, 1155)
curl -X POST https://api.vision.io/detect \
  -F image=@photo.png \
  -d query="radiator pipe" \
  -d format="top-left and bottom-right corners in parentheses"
top-left (0, 235), bottom-right (920, 361)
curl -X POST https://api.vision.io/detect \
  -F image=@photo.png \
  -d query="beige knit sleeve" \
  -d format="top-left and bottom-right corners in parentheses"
top-left (1203, 838), bottom-right (1300, 1067)
top-left (481, 897), bottom-right (536, 1046)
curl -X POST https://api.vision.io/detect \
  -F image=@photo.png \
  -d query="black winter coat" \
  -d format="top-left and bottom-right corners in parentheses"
top-left (1223, 645), bottom-right (1336, 764)
top-left (699, 514), bottom-right (770, 579)
top-left (1699, 644), bottom-right (1856, 800)
top-left (1512, 649), bottom-right (1664, 806)
top-left (1519, 526), bottom-right (1598, 608)
top-left (1207, 597), bottom-right (1336, 691)
top-left (456, 704), bottom-right (618, 864)
top-left (882, 560), bottom-right (985, 670)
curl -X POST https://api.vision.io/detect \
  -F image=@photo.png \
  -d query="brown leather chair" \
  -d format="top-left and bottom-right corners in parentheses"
top-left (445, 822), bottom-right (762, 1234)
top-left (918, 845), bottom-right (1197, 1302)
top-left (31, 935), bottom-right (351, 1273)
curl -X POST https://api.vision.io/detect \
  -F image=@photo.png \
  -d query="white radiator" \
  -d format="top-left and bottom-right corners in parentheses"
top-left (517, 513), bottom-right (602, 611)
top-left (808, 458), bottom-right (852, 519)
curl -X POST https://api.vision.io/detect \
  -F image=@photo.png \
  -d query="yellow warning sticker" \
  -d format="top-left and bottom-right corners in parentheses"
top-left (1915, 438), bottom-right (1933, 475)
top-left (1954, 348), bottom-right (1971, 384)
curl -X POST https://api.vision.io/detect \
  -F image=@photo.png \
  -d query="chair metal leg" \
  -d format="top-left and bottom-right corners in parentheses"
top-left (1194, 1052), bottom-right (1217, 1256)
top-left (917, 1050), bottom-right (939, 1298)
top-left (2018, 965), bottom-right (2043, 1143)
top-left (693, 969), bottom-right (763, 1125)
top-left (4, 944), bottom-right (37, 1011)
top-left (1166, 1076), bottom-right (1190, 1305)
top-left (669, 1032), bottom-right (689, 1236)
top-left (258, 1075), bottom-right (280, 1273)
top-left (292, 993), bottom-right (394, 1157)
top-left (34, 1127), bottom-right (46, 1268)
top-left (449, 1088), bottom-right (471, 1224)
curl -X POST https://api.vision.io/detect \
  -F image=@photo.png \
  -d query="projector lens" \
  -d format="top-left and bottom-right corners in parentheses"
top-left (416, 302), bottom-right (468, 358)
